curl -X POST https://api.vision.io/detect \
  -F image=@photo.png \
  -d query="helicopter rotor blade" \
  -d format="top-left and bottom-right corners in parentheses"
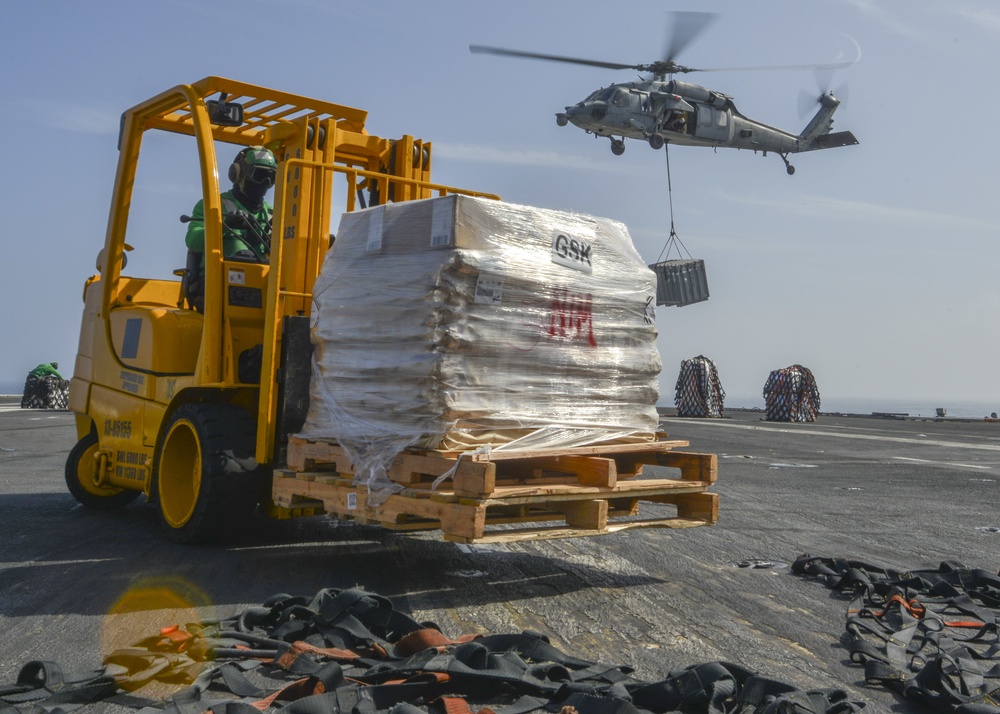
top-left (663, 11), bottom-right (717, 64)
top-left (472, 26), bottom-right (860, 79)
top-left (814, 65), bottom-right (850, 101)
top-left (686, 58), bottom-right (858, 73)
top-left (469, 45), bottom-right (640, 72)
top-left (814, 65), bottom-right (835, 94)
top-left (696, 32), bottom-right (861, 74)
top-left (834, 81), bottom-right (849, 105)
top-left (798, 89), bottom-right (819, 119)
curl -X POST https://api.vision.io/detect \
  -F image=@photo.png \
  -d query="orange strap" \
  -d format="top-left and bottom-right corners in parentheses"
top-left (275, 641), bottom-right (360, 670)
top-left (435, 696), bottom-right (496, 714)
top-left (395, 629), bottom-right (482, 656)
top-left (856, 596), bottom-right (985, 628)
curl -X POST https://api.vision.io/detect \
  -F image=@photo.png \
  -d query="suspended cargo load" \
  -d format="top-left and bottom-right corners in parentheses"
top-left (675, 355), bottom-right (725, 417)
top-left (650, 258), bottom-right (710, 307)
top-left (762, 364), bottom-right (820, 422)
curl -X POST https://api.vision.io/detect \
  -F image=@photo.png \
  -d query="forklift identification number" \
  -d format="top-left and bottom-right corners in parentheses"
top-left (228, 268), bottom-right (246, 285)
top-left (104, 419), bottom-right (132, 439)
top-left (551, 232), bottom-right (594, 274)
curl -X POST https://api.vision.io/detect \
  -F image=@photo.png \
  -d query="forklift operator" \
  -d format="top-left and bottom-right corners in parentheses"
top-left (183, 145), bottom-right (277, 311)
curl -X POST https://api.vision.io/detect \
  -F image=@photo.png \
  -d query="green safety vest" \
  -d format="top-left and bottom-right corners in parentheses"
top-left (184, 191), bottom-right (273, 267)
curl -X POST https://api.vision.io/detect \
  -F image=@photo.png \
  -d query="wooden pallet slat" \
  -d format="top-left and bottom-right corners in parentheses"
top-left (529, 455), bottom-right (617, 487)
top-left (436, 439), bottom-right (691, 461)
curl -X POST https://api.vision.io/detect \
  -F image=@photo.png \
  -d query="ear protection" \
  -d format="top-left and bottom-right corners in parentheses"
top-left (228, 147), bottom-right (251, 184)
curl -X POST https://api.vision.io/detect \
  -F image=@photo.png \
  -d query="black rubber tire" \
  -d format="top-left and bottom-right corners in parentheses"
top-left (610, 139), bottom-right (626, 156)
top-left (155, 403), bottom-right (265, 544)
top-left (648, 134), bottom-right (665, 151)
top-left (65, 432), bottom-right (141, 510)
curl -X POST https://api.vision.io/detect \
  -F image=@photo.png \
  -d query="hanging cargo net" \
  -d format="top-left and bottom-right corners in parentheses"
top-left (762, 364), bottom-right (820, 422)
top-left (648, 145), bottom-right (709, 307)
top-left (675, 355), bottom-right (726, 417)
top-left (20, 375), bottom-right (70, 409)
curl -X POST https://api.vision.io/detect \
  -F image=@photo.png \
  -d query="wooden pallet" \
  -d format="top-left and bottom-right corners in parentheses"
top-left (273, 438), bottom-right (718, 543)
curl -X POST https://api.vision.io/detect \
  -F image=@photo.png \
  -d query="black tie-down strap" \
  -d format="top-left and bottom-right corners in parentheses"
top-left (0, 586), bottom-right (864, 713)
top-left (793, 555), bottom-right (1000, 713)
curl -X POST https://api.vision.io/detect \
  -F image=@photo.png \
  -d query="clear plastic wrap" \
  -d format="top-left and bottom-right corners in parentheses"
top-left (299, 195), bottom-right (661, 501)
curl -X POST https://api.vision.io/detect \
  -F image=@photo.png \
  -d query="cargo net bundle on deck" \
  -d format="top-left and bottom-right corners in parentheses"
top-left (300, 195), bottom-right (662, 503)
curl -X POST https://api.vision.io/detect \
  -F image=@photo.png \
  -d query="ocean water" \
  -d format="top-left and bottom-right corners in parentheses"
top-left (720, 396), bottom-right (999, 420)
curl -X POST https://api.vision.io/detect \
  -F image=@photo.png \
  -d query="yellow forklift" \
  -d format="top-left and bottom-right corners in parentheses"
top-left (65, 77), bottom-right (498, 542)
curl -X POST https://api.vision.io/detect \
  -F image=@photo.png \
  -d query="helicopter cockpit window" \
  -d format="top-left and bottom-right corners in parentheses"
top-left (611, 89), bottom-right (628, 107)
top-left (596, 87), bottom-right (616, 103)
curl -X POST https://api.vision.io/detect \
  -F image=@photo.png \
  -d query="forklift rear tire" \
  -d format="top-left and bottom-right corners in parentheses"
top-left (155, 403), bottom-right (264, 544)
top-left (65, 431), bottom-right (141, 510)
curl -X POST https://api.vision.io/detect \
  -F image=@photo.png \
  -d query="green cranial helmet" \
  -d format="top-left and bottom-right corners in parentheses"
top-left (229, 146), bottom-right (277, 196)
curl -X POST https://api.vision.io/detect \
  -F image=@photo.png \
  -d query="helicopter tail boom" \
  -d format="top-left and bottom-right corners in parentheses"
top-left (797, 92), bottom-right (857, 151)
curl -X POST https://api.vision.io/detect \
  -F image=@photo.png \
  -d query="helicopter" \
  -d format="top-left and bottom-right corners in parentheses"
top-left (470, 13), bottom-right (859, 174)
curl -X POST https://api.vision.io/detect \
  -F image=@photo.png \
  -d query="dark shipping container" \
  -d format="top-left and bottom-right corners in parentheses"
top-left (650, 258), bottom-right (710, 307)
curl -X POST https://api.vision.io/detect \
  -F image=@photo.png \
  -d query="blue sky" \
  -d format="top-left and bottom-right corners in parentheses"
top-left (2, 0), bottom-right (997, 409)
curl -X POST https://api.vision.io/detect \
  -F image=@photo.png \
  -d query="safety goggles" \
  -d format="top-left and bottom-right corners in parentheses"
top-left (247, 165), bottom-right (276, 187)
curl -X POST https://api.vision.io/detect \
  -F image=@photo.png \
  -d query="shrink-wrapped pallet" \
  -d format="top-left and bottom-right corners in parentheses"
top-left (301, 195), bottom-right (662, 498)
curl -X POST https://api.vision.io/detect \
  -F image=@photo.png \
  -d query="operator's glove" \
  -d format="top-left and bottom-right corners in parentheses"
top-left (224, 211), bottom-right (252, 229)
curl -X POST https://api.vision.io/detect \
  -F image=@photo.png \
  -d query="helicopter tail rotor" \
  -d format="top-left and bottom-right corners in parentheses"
top-left (798, 66), bottom-right (849, 119)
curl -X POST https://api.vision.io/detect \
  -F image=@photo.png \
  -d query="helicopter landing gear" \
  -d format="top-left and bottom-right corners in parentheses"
top-left (780, 154), bottom-right (795, 175)
top-left (610, 138), bottom-right (625, 156)
top-left (648, 134), bottom-right (665, 151)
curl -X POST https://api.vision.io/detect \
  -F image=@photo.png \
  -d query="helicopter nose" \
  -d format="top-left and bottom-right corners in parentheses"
top-left (570, 102), bottom-right (605, 121)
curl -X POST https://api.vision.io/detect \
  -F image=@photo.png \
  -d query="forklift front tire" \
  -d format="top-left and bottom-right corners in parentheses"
top-left (155, 404), bottom-right (262, 544)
